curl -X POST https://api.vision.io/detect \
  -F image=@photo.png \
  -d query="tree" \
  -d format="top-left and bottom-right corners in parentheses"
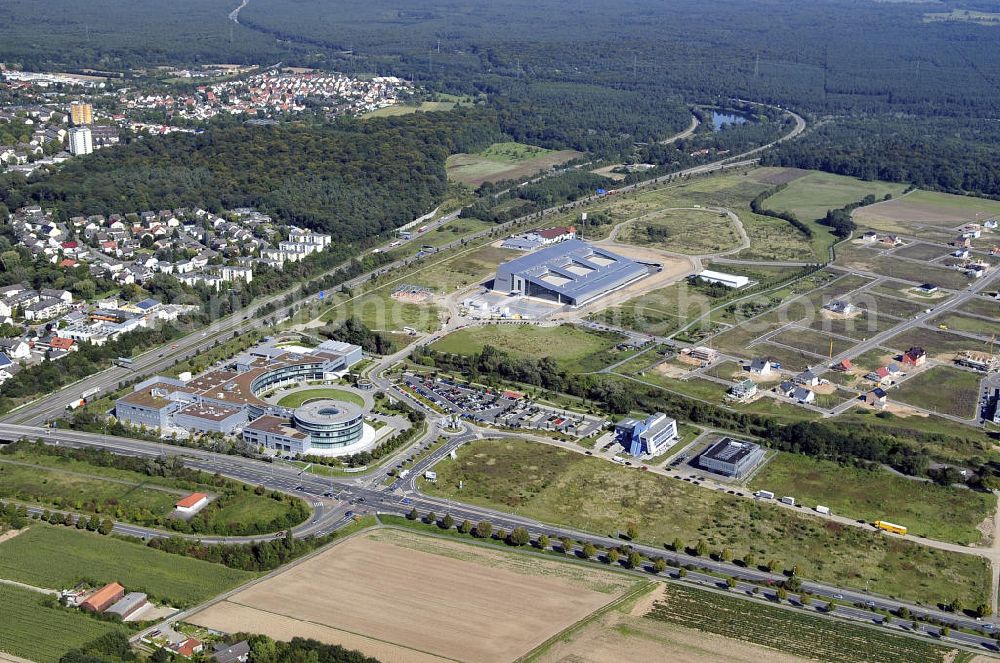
top-left (976, 603), bottom-right (993, 618)
top-left (475, 520), bottom-right (492, 539)
top-left (949, 598), bottom-right (963, 614)
top-left (726, 577), bottom-right (737, 589)
top-left (678, 568), bottom-right (687, 578)
top-left (607, 549), bottom-right (620, 565)
top-left (799, 593), bottom-right (811, 605)
top-left (537, 534), bottom-right (550, 550)
top-left (672, 537), bottom-right (684, 553)
top-left (582, 542), bottom-right (597, 559)
top-left (406, 507), bottom-right (419, 521)
top-left (790, 564), bottom-right (801, 577)
top-left (720, 548), bottom-right (734, 562)
top-left (441, 514), bottom-right (455, 530)
top-left (940, 626), bottom-right (950, 637)
top-left (150, 648), bottom-right (171, 663)
top-left (694, 539), bottom-right (709, 557)
top-left (510, 527), bottom-right (530, 546)
top-left (767, 559), bottom-right (781, 573)
top-left (459, 519), bottom-right (473, 534)
top-left (776, 587), bottom-right (788, 602)
top-left (653, 557), bottom-right (667, 574)
top-left (560, 536), bottom-right (573, 553)
top-left (626, 551), bottom-right (642, 569)
top-left (882, 614), bottom-right (892, 625)
top-left (424, 511), bottom-right (437, 526)
top-left (898, 606), bottom-right (911, 620)
top-left (742, 552), bottom-right (755, 568)
top-left (98, 518), bottom-right (114, 535)
top-left (625, 522), bottom-right (639, 540)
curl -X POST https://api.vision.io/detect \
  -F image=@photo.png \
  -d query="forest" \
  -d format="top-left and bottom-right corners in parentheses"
top-left (763, 117), bottom-right (1000, 198)
top-left (0, 109), bottom-right (503, 239)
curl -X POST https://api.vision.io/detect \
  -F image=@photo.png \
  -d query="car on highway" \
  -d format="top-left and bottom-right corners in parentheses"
top-left (295, 485), bottom-right (304, 491)
top-left (323, 491), bottom-right (334, 497)
top-left (345, 511), bottom-right (354, 518)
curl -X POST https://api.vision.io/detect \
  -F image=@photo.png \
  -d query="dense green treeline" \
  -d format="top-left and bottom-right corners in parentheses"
top-left (763, 117), bottom-right (1000, 197)
top-left (0, 109), bottom-right (503, 239)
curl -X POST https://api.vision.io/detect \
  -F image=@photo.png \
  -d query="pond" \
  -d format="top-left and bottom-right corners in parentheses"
top-left (712, 110), bottom-right (750, 131)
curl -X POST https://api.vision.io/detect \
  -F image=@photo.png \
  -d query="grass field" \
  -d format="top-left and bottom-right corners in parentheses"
top-left (645, 584), bottom-right (952, 663)
top-left (0, 444), bottom-right (304, 535)
top-left (731, 209), bottom-right (819, 263)
top-left (590, 281), bottom-right (722, 336)
top-left (763, 171), bottom-right (908, 224)
top-left (0, 583), bottom-right (127, 663)
top-left (327, 289), bottom-right (441, 333)
top-left (769, 327), bottom-right (856, 358)
top-left (616, 208), bottom-right (742, 254)
top-left (430, 324), bottom-right (623, 369)
top-left (362, 95), bottom-right (474, 119)
top-left (891, 366), bottom-right (982, 419)
top-left (446, 141), bottom-right (583, 186)
top-left (411, 244), bottom-right (520, 293)
top-left (886, 327), bottom-right (1000, 359)
top-left (423, 439), bottom-right (989, 607)
top-left (958, 296), bottom-right (1000, 319)
top-left (855, 189), bottom-right (1000, 234)
top-left (750, 453), bottom-right (994, 544)
top-left (0, 525), bottom-right (256, 606)
top-left (188, 528), bottom-right (641, 663)
top-left (276, 388), bottom-right (365, 408)
top-left (931, 311), bottom-right (1000, 337)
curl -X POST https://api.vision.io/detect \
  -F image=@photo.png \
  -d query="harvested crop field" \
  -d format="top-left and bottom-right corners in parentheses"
top-left (446, 142), bottom-right (583, 186)
top-left (533, 585), bottom-right (813, 663)
top-left (854, 189), bottom-right (1000, 233)
top-left (188, 528), bottom-right (639, 663)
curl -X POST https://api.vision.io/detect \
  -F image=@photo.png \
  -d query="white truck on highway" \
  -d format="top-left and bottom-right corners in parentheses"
top-left (780, 496), bottom-right (796, 506)
top-left (398, 469), bottom-right (410, 479)
top-left (66, 399), bottom-right (85, 410)
top-left (754, 490), bottom-right (774, 499)
top-left (815, 505), bottom-right (831, 515)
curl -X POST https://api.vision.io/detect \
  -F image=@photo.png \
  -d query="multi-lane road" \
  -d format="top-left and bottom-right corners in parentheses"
top-left (2, 420), bottom-right (998, 653)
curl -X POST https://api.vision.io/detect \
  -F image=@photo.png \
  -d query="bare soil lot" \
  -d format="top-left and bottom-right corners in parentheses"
top-left (854, 190), bottom-right (1000, 233)
top-left (189, 529), bottom-right (637, 663)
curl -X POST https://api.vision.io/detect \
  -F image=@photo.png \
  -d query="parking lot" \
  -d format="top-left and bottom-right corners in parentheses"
top-left (402, 374), bottom-right (604, 438)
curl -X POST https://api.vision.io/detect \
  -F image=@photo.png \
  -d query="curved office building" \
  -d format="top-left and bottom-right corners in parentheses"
top-left (292, 399), bottom-right (365, 450)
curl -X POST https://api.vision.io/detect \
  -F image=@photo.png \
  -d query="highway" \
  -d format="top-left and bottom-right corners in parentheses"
top-left (2, 420), bottom-right (998, 653)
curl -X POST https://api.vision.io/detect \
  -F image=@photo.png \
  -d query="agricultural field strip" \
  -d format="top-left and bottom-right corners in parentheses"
top-left (0, 457), bottom-right (192, 496)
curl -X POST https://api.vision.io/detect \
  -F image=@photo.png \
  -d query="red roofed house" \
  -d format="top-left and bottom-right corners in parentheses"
top-left (833, 359), bottom-right (852, 372)
top-left (170, 638), bottom-right (204, 658)
top-left (902, 347), bottom-right (927, 367)
top-left (80, 582), bottom-right (125, 613)
top-left (175, 492), bottom-right (209, 514)
top-left (49, 337), bottom-right (75, 351)
top-left (59, 259), bottom-right (77, 268)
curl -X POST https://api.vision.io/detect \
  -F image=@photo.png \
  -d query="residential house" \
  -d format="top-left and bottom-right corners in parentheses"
top-left (776, 381), bottom-right (796, 398)
top-left (728, 379), bottom-right (758, 402)
top-left (833, 359), bottom-right (852, 372)
top-left (861, 231), bottom-right (878, 242)
top-left (793, 386), bottom-right (815, 404)
top-left (0, 338), bottom-right (31, 360)
top-left (749, 358), bottom-right (772, 375)
top-left (866, 387), bottom-right (888, 409)
top-left (902, 347), bottom-right (927, 367)
top-left (794, 369), bottom-right (820, 386)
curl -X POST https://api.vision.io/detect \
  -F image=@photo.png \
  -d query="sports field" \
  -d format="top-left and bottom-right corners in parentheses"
top-left (0, 583), bottom-right (127, 663)
top-left (188, 528), bottom-right (641, 663)
top-left (446, 142), bottom-right (583, 186)
top-left (0, 525), bottom-right (256, 606)
top-left (750, 453), bottom-right (994, 544)
top-left (430, 323), bottom-right (623, 368)
top-left (762, 171), bottom-right (908, 223)
top-left (424, 438), bottom-right (989, 607)
top-left (276, 387), bottom-right (365, 408)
